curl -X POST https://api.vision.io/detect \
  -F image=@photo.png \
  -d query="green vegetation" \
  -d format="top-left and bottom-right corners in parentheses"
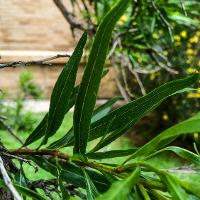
top-left (0, 0), bottom-right (199, 199)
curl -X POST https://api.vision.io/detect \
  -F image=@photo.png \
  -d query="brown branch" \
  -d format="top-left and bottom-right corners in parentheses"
top-left (8, 149), bottom-right (70, 161)
top-left (0, 54), bottom-right (70, 69)
top-left (53, 0), bottom-right (85, 34)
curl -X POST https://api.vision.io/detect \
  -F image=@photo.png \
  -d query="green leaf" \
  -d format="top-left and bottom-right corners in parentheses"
top-left (95, 167), bottom-right (140, 200)
top-left (88, 75), bottom-right (199, 149)
top-left (30, 156), bottom-right (110, 192)
top-left (48, 97), bottom-right (121, 149)
top-left (15, 184), bottom-right (46, 200)
top-left (146, 146), bottom-right (200, 165)
top-left (179, 180), bottom-right (200, 198)
top-left (124, 112), bottom-right (200, 162)
top-left (91, 96), bottom-right (123, 123)
top-left (83, 169), bottom-right (100, 200)
top-left (87, 149), bottom-right (138, 160)
top-left (23, 71), bottom-right (79, 147)
top-left (73, 0), bottom-right (131, 154)
top-left (40, 32), bottom-right (87, 146)
top-left (158, 172), bottom-right (189, 200)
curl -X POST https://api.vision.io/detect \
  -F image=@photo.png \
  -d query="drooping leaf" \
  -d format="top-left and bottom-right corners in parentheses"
top-left (158, 172), bottom-right (189, 200)
top-left (179, 180), bottom-right (200, 198)
top-left (83, 169), bottom-right (100, 200)
top-left (30, 156), bottom-right (110, 192)
top-left (91, 96), bottom-right (123, 123)
top-left (23, 68), bottom-right (79, 147)
top-left (146, 146), bottom-right (200, 165)
top-left (95, 167), bottom-right (140, 200)
top-left (124, 112), bottom-right (200, 162)
top-left (73, 0), bottom-right (131, 154)
top-left (86, 75), bottom-right (199, 151)
top-left (40, 32), bottom-right (87, 146)
top-left (15, 184), bottom-right (46, 200)
top-left (87, 149), bottom-right (138, 160)
top-left (48, 97), bottom-right (121, 149)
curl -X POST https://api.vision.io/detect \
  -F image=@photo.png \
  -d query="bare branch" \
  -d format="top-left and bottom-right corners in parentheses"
top-left (0, 119), bottom-right (24, 145)
top-left (0, 54), bottom-right (70, 69)
top-left (53, 0), bottom-right (85, 34)
top-left (0, 156), bottom-right (22, 200)
top-left (150, 0), bottom-right (174, 42)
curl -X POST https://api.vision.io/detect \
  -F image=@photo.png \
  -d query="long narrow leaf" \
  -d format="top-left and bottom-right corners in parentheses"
top-left (40, 32), bottom-right (87, 146)
top-left (86, 149), bottom-right (138, 160)
top-left (158, 172), bottom-right (189, 200)
top-left (49, 97), bottom-right (121, 149)
top-left (73, 0), bottom-right (131, 154)
top-left (15, 184), bottom-right (46, 200)
top-left (146, 146), bottom-right (200, 165)
top-left (96, 167), bottom-right (140, 200)
top-left (124, 112), bottom-right (200, 162)
top-left (88, 75), bottom-right (198, 145)
top-left (83, 169), bottom-right (100, 200)
top-left (23, 69), bottom-right (79, 147)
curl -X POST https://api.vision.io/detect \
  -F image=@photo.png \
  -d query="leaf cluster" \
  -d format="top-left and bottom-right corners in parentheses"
top-left (0, 0), bottom-right (199, 199)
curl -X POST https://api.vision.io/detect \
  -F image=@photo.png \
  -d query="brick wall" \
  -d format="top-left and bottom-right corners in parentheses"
top-left (0, 0), bottom-right (118, 99)
top-left (0, 0), bottom-right (76, 51)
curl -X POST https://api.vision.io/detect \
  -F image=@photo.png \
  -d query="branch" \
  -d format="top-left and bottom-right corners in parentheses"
top-left (53, 0), bottom-right (85, 34)
top-left (0, 156), bottom-right (22, 200)
top-left (0, 119), bottom-right (24, 145)
top-left (0, 54), bottom-right (70, 69)
top-left (9, 149), bottom-right (70, 161)
top-left (150, 0), bottom-right (174, 42)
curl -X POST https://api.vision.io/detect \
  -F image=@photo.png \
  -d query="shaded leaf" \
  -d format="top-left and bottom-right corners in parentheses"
top-left (146, 146), bottom-right (200, 165)
top-left (73, 0), bottom-right (131, 154)
top-left (83, 169), bottom-right (100, 200)
top-left (124, 112), bottom-right (200, 162)
top-left (87, 75), bottom-right (199, 151)
top-left (41, 32), bottom-right (87, 146)
top-left (95, 167), bottom-right (140, 200)
top-left (15, 184), bottom-right (46, 200)
top-left (87, 149), bottom-right (138, 160)
top-left (30, 156), bottom-right (110, 192)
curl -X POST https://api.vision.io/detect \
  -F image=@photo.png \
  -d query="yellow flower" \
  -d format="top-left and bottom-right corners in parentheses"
top-left (186, 56), bottom-right (193, 64)
top-left (152, 33), bottom-right (159, 39)
top-left (197, 88), bottom-right (200, 93)
top-left (196, 31), bottom-right (200, 37)
top-left (175, 42), bottom-right (181, 46)
top-left (194, 133), bottom-right (199, 140)
top-left (189, 36), bottom-right (199, 44)
top-left (180, 31), bottom-right (187, 38)
top-left (174, 35), bottom-right (181, 42)
top-left (162, 113), bottom-right (169, 121)
top-left (118, 15), bottom-right (128, 25)
top-left (150, 73), bottom-right (156, 81)
top-left (186, 49), bottom-right (195, 55)
top-left (186, 68), bottom-right (198, 74)
top-left (187, 93), bottom-right (200, 98)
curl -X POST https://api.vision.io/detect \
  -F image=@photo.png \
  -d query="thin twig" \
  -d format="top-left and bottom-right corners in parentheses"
top-left (179, 0), bottom-right (187, 16)
top-left (150, 0), bottom-right (174, 42)
top-left (0, 156), bottom-right (22, 200)
top-left (0, 54), bottom-right (70, 69)
top-left (0, 119), bottom-right (24, 145)
top-left (53, 0), bottom-right (85, 35)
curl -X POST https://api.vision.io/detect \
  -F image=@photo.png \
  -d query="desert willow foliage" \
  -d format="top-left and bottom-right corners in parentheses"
top-left (0, 0), bottom-right (199, 199)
